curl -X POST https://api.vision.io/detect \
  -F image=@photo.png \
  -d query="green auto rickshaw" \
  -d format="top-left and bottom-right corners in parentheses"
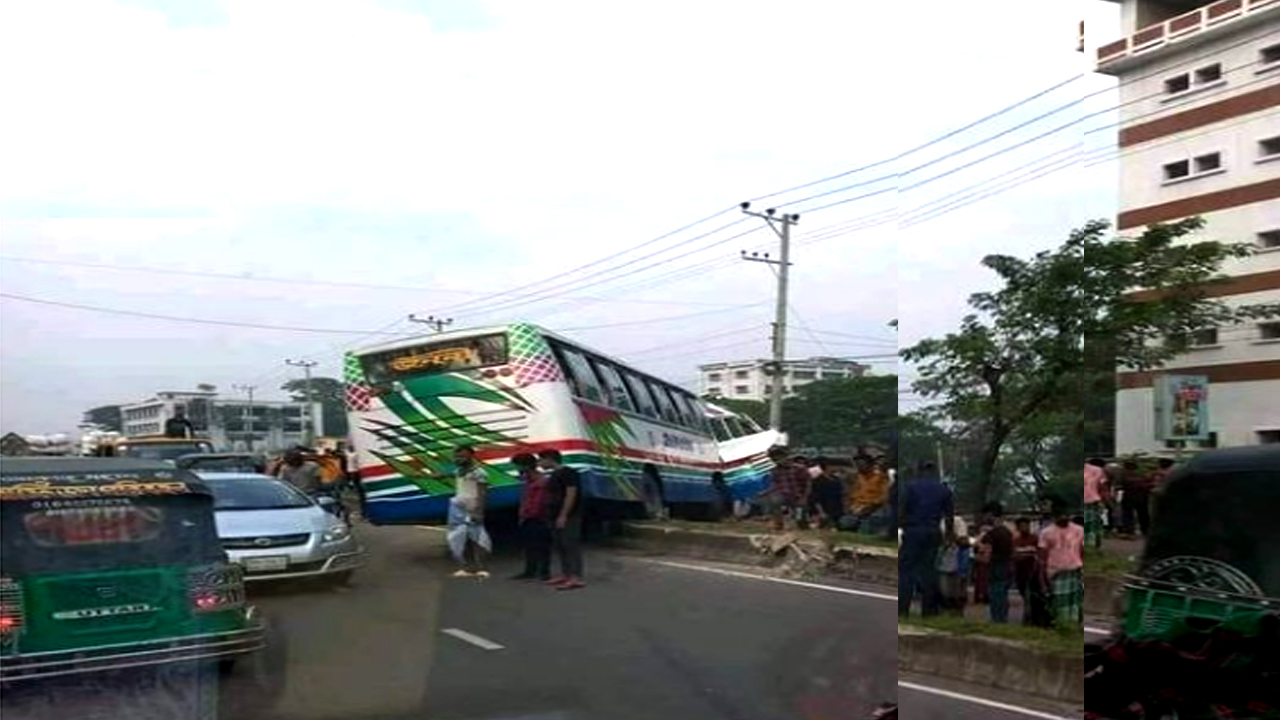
top-left (1085, 444), bottom-right (1280, 718)
top-left (0, 457), bottom-right (265, 683)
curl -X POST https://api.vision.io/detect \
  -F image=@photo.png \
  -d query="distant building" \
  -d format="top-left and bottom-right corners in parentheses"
top-left (117, 389), bottom-right (321, 453)
top-left (1096, 0), bottom-right (1280, 453)
top-left (698, 357), bottom-right (869, 402)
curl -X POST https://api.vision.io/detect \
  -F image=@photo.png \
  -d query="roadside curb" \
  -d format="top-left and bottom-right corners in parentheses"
top-left (898, 626), bottom-right (1083, 704)
top-left (608, 522), bottom-right (898, 585)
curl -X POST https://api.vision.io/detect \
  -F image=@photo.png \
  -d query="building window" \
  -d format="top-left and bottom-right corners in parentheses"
top-left (1163, 160), bottom-right (1190, 180)
top-left (707, 372), bottom-right (722, 382)
top-left (1163, 74), bottom-right (1190, 94)
top-left (791, 370), bottom-right (816, 380)
top-left (1259, 136), bottom-right (1280, 162)
top-left (1260, 43), bottom-right (1280, 68)
top-left (733, 370), bottom-right (749, 379)
top-left (733, 385), bottom-right (750, 395)
top-left (706, 387), bottom-right (722, 397)
top-left (1258, 322), bottom-right (1280, 342)
top-left (1173, 327), bottom-right (1218, 348)
top-left (1162, 153), bottom-right (1222, 184)
top-left (1258, 230), bottom-right (1280, 250)
top-left (1162, 63), bottom-right (1223, 97)
top-left (1194, 63), bottom-right (1222, 85)
top-left (1193, 152), bottom-right (1221, 173)
top-left (1258, 430), bottom-right (1280, 445)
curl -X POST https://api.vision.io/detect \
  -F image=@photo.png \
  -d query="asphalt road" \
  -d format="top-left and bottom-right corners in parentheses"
top-left (2, 523), bottom-right (1081, 720)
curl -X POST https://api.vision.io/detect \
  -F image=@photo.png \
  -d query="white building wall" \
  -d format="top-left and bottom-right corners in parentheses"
top-left (1118, 114), bottom-right (1280, 213)
top-left (1117, 379), bottom-right (1280, 452)
top-left (1116, 32), bottom-right (1280, 124)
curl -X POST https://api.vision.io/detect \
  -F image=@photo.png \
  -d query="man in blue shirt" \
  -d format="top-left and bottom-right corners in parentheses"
top-left (898, 461), bottom-right (955, 618)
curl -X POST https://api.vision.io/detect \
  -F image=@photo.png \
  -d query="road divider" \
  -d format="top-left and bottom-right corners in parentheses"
top-left (898, 625), bottom-right (1082, 705)
top-left (608, 522), bottom-right (898, 586)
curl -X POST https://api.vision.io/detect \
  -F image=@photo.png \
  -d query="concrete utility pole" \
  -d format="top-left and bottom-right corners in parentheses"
top-left (739, 201), bottom-right (800, 432)
top-left (408, 314), bottom-right (454, 333)
top-left (232, 384), bottom-right (256, 451)
top-left (285, 359), bottom-right (319, 446)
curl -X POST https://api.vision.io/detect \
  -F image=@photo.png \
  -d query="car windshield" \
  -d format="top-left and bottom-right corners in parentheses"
top-left (205, 477), bottom-right (314, 511)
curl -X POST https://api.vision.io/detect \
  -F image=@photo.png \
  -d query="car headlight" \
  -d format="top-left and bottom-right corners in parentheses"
top-left (322, 523), bottom-right (351, 543)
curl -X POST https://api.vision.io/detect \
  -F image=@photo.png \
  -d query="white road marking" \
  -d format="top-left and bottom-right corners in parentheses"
top-left (644, 559), bottom-right (897, 601)
top-left (441, 628), bottom-right (505, 651)
top-left (415, 525), bottom-right (446, 533)
top-left (1085, 625), bottom-right (1110, 636)
top-left (899, 681), bottom-right (1075, 719)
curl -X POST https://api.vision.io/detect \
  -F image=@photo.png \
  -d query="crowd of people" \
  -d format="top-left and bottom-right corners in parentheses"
top-left (747, 445), bottom-right (895, 534)
top-left (895, 460), bottom-right (1085, 630)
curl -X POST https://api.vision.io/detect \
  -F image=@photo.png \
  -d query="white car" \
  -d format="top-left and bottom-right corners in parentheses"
top-left (196, 472), bottom-right (364, 584)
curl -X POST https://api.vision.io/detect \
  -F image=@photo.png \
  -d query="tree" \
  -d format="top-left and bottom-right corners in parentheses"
top-left (902, 218), bottom-right (1280, 504)
top-left (780, 375), bottom-right (896, 450)
top-left (83, 405), bottom-right (123, 432)
top-left (281, 377), bottom-right (349, 437)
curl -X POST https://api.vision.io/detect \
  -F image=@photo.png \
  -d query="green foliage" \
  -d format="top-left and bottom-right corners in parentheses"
top-left (902, 218), bottom-right (1280, 503)
top-left (781, 375), bottom-right (896, 450)
top-left (281, 377), bottom-right (349, 437)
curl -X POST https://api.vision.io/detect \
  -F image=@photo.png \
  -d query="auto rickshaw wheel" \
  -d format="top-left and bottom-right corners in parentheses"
top-left (218, 614), bottom-right (288, 716)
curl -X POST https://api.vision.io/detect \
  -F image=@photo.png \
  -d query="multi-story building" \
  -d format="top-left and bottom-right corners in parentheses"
top-left (1097, 0), bottom-right (1280, 453)
top-left (117, 389), bottom-right (321, 452)
top-left (698, 357), bottom-right (869, 402)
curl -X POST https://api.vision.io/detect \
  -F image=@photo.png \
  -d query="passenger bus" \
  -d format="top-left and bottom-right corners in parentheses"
top-left (343, 322), bottom-right (780, 524)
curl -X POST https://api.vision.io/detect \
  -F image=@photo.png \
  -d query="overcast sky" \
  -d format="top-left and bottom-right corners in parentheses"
top-left (0, 0), bottom-right (1121, 433)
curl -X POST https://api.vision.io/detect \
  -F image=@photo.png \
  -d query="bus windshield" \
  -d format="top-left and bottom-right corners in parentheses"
top-left (361, 334), bottom-right (508, 385)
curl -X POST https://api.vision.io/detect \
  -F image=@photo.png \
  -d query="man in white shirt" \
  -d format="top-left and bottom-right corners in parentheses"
top-left (449, 445), bottom-right (490, 578)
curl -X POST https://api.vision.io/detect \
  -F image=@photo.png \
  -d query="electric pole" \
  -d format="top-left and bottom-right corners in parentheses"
top-left (739, 201), bottom-right (799, 433)
top-left (233, 384), bottom-right (256, 451)
top-left (285, 359), bottom-right (318, 446)
top-left (408, 314), bottom-right (454, 333)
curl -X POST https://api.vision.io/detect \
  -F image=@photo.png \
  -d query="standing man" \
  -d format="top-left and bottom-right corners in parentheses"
top-left (1039, 500), bottom-right (1085, 628)
top-left (276, 447), bottom-right (324, 497)
top-left (538, 449), bottom-right (585, 591)
top-left (164, 409), bottom-right (195, 439)
top-left (1083, 458), bottom-right (1109, 550)
top-left (761, 446), bottom-right (812, 533)
top-left (511, 453), bottom-right (552, 581)
top-left (898, 460), bottom-right (954, 619)
top-left (449, 445), bottom-right (490, 578)
top-left (980, 502), bottom-right (1014, 624)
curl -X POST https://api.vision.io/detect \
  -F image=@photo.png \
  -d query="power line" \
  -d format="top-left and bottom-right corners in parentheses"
top-left (0, 255), bottom-right (754, 309)
top-left (743, 72), bottom-right (1089, 205)
top-left (0, 292), bottom-right (416, 335)
top-left (457, 225), bottom-right (768, 323)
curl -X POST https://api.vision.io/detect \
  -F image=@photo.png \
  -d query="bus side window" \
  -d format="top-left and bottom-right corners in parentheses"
top-left (556, 345), bottom-right (607, 405)
top-left (590, 359), bottom-right (637, 414)
top-left (677, 392), bottom-right (709, 433)
top-left (710, 417), bottom-right (730, 442)
top-left (646, 381), bottom-right (681, 425)
top-left (724, 416), bottom-right (747, 438)
top-left (668, 390), bottom-right (699, 430)
top-left (622, 371), bottom-right (659, 418)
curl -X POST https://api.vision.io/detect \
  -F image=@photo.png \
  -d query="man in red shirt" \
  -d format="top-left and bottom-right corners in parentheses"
top-left (511, 453), bottom-right (552, 580)
top-left (761, 446), bottom-right (811, 532)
